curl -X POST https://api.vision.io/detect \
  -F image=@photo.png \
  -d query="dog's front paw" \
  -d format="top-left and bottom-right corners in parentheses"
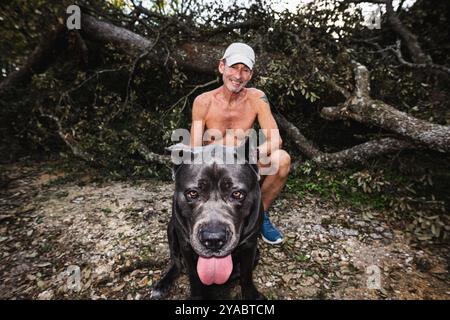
top-left (150, 288), bottom-right (164, 300)
top-left (150, 282), bottom-right (169, 300)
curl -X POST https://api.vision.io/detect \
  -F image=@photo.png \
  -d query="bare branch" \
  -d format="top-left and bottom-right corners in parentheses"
top-left (163, 78), bottom-right (219, 118)
top-left (38, 109), bottom-right (94, 162)
top-left (351, 38), bottom-right (390, 59)
top-left (274, 113), bottom-right (321, 159)
top-left (81, 14), bottom-right (154, 52)
top-left (384, 0), bottom-right (429, 64)
top-left (325, 78), bottom-right (351, 100)
top-left (106, 32), bottom-right (161, 124)
top-left (347, 0), bottom-right (429, 65)
top-left (313, 137), bottom-right (415, 168)
top-left (390, 40), bottom-right (450, 75)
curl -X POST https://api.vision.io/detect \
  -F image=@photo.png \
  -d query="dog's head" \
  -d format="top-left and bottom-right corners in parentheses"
top-left (166, 139), bottom-right (261, 285)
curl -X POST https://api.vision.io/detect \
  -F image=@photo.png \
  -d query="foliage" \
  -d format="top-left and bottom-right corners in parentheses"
top-left (0, 0), bottom-right (449, 242)
top-left (286, 152), bottom-right (450, 242)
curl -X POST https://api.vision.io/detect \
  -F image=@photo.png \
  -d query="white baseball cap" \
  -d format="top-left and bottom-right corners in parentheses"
top-left (221, 42), bottom-right (255, 70)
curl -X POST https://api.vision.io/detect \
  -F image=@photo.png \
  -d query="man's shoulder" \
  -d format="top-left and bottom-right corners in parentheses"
top-left (247, 87), bottom-right (266, 98)
top-left (192, 91), bottom-right (216, 119)
top-left (246, 88), bottom-right (270, 107)
top-left (194, 91), bottom-right (210, 103)
top-left (194, 89), bottom-right (217, 106)
top-left (193, 91), bottom-right (212, 108)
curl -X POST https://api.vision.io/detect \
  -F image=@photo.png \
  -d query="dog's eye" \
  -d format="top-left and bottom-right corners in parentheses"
top-left (231, 191), bottom-right (246, 200)
top-left (185, 190), bottom-right (199, 199)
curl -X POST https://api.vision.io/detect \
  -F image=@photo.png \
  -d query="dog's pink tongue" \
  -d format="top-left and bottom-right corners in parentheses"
top-left (197, 255), bottom-right (233, 285)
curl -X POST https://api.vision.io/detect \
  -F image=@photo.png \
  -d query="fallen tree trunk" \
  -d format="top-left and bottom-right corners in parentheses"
top-left (275, 113), bottom-right (415, 168)
top-left (320, 63), bottom-right (450, 153)
top-left (81, 14), bottom-right (228, 75)
top-left (81, 14), bottom-right (276, 75)
top-left (321, 98), bottom-right (450, 153)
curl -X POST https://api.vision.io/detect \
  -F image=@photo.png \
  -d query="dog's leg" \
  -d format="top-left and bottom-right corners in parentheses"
top-left (150, 219), bottom-right (181, 299)
top-left (150, 260), bottom-right (180, 299)
top-left (229, 247), bottom-right (260, 282)
top-left (239, 243), bottom-right (266, 300)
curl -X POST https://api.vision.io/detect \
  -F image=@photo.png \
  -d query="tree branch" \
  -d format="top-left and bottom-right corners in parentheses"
top-left (390, 40), bottom-right (450, 75)
top-left (121, 130), bottom-right (170, 166)
top-left (38, 108), bottom-right (94, 162)
top-left (320, 62), bottom-right (450, 153)
top-left (384, 0), bottom-right (429, 64)
top-left (346, 0), bottom-right (429, 64)
top-left (275, 113), bottom-right (416, 169)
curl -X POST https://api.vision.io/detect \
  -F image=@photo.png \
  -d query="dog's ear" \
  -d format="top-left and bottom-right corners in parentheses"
top-left (165, 143), bottom-right (195, 180)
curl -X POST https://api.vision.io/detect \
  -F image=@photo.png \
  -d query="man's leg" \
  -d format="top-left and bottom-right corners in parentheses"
top-left (260, 149), bottom-right (291, 211)
top-left (258, 149), bottom-right (291, 244)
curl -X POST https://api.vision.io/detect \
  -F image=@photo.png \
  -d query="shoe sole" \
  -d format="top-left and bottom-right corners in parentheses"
top-left (261, 235), bottom-right (284, 245)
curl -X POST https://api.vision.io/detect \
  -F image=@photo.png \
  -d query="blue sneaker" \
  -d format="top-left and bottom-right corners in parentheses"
top-left (261, 212), bottom-right (284, 245)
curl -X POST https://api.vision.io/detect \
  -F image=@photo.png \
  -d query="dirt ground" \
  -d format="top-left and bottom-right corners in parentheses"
top-left (0, 160), bottom-right (449, 300)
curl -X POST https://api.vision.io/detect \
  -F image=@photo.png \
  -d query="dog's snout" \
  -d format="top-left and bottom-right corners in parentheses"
top-left (199, 225), bottom-right (228, 251)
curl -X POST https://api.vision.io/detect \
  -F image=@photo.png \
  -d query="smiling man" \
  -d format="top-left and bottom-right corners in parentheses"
top-left (189, 42), bottom-right (291, 245)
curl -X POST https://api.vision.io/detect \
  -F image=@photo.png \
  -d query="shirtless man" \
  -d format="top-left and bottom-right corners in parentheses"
top-left (189, 43), bottom-right (291, 245)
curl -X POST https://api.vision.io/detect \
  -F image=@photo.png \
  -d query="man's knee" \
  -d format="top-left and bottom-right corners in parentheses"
top-left (268, 149), bottom-right (291, 177)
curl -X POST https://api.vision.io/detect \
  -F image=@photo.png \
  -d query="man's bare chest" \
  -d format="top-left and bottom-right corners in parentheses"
top-left (204, 100), bottom-right (257, 131)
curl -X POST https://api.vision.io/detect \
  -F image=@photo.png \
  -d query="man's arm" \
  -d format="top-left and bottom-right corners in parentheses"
top-left (190, 94), bottom-right (208, 147)
top-left (254, 90), bottom-right (282, 156)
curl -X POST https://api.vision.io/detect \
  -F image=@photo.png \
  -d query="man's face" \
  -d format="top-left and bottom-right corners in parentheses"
top-left (218, 60), bottom-right (253, 93)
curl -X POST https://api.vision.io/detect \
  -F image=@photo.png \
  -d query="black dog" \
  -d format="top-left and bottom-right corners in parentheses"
top-left (151, 140), bottom-right (265, 300)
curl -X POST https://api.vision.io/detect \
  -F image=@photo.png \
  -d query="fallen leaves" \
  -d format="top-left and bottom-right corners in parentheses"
top-left (0, 162), bottom-right (448, 300)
